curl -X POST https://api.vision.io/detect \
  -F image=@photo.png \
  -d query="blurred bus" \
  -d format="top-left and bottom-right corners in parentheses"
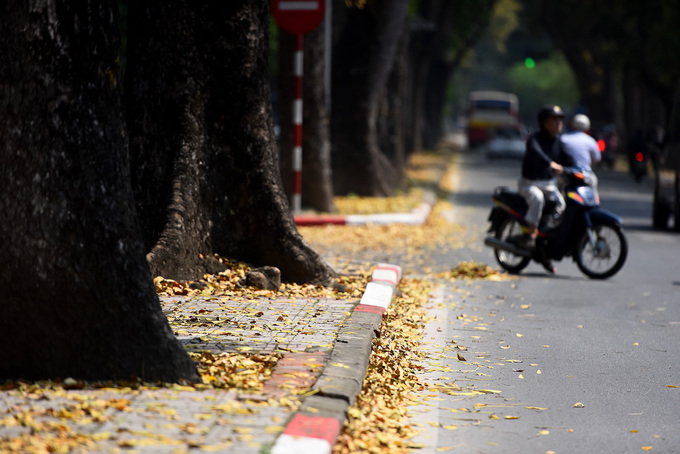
top-left (466, 91), bottom-right (520, 148)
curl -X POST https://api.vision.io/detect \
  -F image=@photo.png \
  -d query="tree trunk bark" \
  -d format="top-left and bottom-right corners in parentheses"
top-left (278, 27), bottom-right (336, 212)
top-left (126, 1), bottom-right (335, 284)
top-left (378, 26), bottom-right (409, 181)
top-left (423, 58), bottom-right (453, 149)
top-left (126, 0), bottom-right (219, 281)
top-left (330, 0), bottom-right (409, 196)
top-left (404, 0), bottom-right (440, 156)
top-left (0, 0), bottom-right (199, 382)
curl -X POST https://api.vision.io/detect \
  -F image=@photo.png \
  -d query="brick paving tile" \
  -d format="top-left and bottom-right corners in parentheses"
top-left (0, 296), bottom-right (359, 453)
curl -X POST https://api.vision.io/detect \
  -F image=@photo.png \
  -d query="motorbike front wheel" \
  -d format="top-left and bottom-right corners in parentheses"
top-left (494, 218), bottom-right (531, 274)
top-left (575, 221), bottom-right (627, 279)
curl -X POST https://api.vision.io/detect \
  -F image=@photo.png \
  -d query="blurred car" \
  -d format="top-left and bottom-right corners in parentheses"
top-left (485, 127), bottom-right (526, 159)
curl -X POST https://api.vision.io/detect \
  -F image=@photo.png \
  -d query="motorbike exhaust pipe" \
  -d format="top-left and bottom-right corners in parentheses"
top-left (484, 236), bottom-right (532, 257)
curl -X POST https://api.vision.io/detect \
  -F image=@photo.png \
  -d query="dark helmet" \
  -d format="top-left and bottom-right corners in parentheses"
top-left (537, 105), bottom-right (565, 124)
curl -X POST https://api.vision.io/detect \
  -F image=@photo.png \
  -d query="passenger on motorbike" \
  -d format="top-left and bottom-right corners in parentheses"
top-left (517, 105), bottom-right (572, 261)
top-left (560, 114), bottom-right (601, 197)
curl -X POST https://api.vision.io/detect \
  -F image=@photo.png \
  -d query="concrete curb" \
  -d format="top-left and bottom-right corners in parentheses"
top-left (294, 191), bottom-right (436, 226)
top-left (270, 263), bottom-right (402, 454)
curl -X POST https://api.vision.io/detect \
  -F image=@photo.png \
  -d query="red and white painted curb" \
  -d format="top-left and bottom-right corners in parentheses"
top-left (294, 199), bottom-right (434, 226)
top-left (354, 263), bottom-right (401, 317)
top-left (272, 413), bottom-right (340, 454)
top-left (271, 263), bottom-right (402, 454)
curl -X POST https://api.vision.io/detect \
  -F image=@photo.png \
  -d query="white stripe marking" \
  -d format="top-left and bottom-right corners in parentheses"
top-left (371, 268), bottom-right (399, 286)
top-left (293, 146), bottom-right (302, 171)
top-left (293, 99), bottom-right (303, 125)
top-left (359, 282), bottom-right (394, 309)
top-left (294, 51), bottom-right (304, 77)
top-left (292, 193), bottom-right (301, 214)
top-left (271, 433), bottom-right (332, 454)
top-left (278, 1), bottom-right (320, 11)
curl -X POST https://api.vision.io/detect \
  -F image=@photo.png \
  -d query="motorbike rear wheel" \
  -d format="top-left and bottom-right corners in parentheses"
top-left (494, 218), bottom-right (530, 274)
top-left (575, 221), bottom-right (627, 279)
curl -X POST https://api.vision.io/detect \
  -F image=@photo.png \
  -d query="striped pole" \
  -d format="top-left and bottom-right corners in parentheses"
top-left (292, 33), bottom-right (304, 213)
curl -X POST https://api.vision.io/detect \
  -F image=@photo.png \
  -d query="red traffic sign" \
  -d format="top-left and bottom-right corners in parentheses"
top-left (272, 0), bottom-right (325, 34)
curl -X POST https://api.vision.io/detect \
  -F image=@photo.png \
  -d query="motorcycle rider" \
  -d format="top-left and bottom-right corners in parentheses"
top-left (560, 114), bottom-right (601, 197)
top-left (518, 105), bottom-right (572, 272)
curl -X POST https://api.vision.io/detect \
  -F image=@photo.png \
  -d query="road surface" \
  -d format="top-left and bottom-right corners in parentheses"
top-left (409, 148), bottom-right (680, 454)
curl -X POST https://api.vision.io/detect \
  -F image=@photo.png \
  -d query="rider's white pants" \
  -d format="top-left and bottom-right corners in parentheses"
top-left (518, 177), bottom-right (565, 228)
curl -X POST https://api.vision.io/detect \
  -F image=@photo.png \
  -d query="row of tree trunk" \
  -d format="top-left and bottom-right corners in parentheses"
top-left (278, 0), bottom-right (496, 206)
top-left (0, 1), bottom-right (475, 382)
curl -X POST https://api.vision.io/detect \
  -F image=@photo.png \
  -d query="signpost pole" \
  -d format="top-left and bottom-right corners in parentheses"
top-left (271, 0), bottom-right (325, 214)
top-left (292, 33), bottom-right (304, 214)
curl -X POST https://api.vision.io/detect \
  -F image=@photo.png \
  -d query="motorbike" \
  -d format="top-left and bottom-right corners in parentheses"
top-left (483, 168), bottom-right (628, 279)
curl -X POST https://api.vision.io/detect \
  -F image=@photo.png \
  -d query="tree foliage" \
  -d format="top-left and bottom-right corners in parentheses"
top-left (507, 52), bottom-right (579, 126)
top-left (535, 0), bottom-right (680, 130)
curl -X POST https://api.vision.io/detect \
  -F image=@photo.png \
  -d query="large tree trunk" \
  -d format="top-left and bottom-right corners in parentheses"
top-left (126, 0), bottom-right (219, 281)
top-left (278, 27), bottom-right (336, 213)
top-left (421, 0), bottom-right (495, 149)
top-left (621, 68), bottom-right (666, 142)
top-left (423, 58), bottom-right (453, 149)
top-left (377, 26), bottom-right (409, 180)
top-left (127, 1), bottom-right (335, 284)
top-left (0, 0), bottom-right (199, 382)
top-left (331, 0), bottom-right (410, 196)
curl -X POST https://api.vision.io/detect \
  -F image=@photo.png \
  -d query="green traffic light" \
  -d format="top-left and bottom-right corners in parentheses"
top-left (525, 57), bottom-right (536, 69)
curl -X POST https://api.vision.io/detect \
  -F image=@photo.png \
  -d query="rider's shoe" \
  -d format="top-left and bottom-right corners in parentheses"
top-left (542, 260), bottom-right (556, 274)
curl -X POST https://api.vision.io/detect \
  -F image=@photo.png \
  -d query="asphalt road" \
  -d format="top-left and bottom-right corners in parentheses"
top-left (409, 148), bottom-right (680, 454)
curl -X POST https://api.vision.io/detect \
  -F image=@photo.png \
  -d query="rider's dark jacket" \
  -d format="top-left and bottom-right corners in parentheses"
top-left (521, 129), bottom-right (573, 180)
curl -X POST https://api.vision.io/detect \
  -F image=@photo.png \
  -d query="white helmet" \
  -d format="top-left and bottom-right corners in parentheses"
top-left (571, 114), bottom-right (591, 132)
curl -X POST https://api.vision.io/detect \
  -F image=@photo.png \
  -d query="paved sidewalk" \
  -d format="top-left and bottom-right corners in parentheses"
top-left (0, 264), bottom-right (401, 454)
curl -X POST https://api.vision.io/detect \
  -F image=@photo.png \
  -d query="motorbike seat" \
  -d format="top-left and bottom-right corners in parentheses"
top-left (493, 186), bottom-right (527, 211)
